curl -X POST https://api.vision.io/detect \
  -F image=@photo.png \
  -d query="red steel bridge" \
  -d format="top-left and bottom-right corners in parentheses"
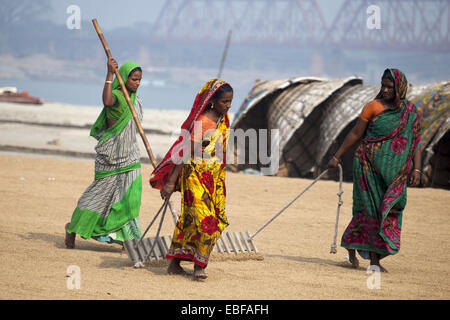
top-left (149, 0), bottom-right (450, 51)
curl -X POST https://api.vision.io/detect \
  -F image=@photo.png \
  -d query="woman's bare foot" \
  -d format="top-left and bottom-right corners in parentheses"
top-left (167, 259), bottom-right (187, 275)
top-left (65, 223), bottom-right (75, 249)
top-left (370, 252), bottom-right (388, 273)
top-left (377, 264), bottom-right (388, 273)
top-left (348, 249), bottom-right (359, 268)
top-left (193, 264), bottom-right (208, 280)
top-left (369, 263), bottom-right (388, 273)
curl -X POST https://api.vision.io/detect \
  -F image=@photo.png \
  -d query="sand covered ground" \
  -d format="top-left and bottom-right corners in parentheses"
top-left (0, 100), bottom-right (449, 300)
top-left (0, 153), bottom-right (449, 300)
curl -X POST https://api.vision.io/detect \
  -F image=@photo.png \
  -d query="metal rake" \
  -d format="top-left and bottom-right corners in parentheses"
top-left (124, 196), bottom-right (258, 268)
top-left (247, 164), bottom-right (344, 254)
top-left (124, 164), bottom-right (343, 267)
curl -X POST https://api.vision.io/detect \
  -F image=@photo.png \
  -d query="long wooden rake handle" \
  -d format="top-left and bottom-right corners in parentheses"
top-left (92, 19), bottom-right (179, 224)
top-left (92, 19), bottom-right (156, 166)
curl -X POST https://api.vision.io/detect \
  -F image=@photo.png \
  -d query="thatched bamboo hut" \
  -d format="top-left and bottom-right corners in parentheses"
top-left (315, 84), bottom-right (379, 180)
top-left (229, 77), bottom-right (324, 173)
top-left (315, 81), bottom-right (450, 182)
top-left (267, 76), bottom-right (362, 177)
top-left (229, 76), bottom-right (362, 175)
top-left (229, 77), bottom-right (450, 189)
top-left (411, 82), bottom-right (450, 189)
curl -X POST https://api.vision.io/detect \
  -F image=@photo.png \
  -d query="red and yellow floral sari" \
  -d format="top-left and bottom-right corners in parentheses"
top-left (150, 79), bottom-right (230, 267)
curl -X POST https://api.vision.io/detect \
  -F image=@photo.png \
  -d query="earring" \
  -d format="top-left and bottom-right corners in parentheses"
top-left (211, 104), bottom-right (214, 109)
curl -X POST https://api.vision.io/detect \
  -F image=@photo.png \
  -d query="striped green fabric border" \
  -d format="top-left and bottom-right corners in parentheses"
top-left (92, 217), bottom-right (142, 243)
top-left (94, 162), bottom-right (141, 180)
top-left (67, 174), bottom-right (142, 239)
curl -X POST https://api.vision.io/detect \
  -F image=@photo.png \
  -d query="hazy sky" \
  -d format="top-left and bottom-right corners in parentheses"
top-left (49, 0), bottom-right (165, 29)
top-left (48, 0), bottom-right (344, 30)
top-left (7, 0), bottom-right (447, 107)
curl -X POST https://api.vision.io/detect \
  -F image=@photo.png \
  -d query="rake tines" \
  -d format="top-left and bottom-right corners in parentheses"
top-left (124, 231), bottom-right (258, 267)
top-left (123, 196), bottom-right (261, 267)
top-left (214, 231), bottom-right (258, 254)
top-left (124, 235), bottom-right (173, 265)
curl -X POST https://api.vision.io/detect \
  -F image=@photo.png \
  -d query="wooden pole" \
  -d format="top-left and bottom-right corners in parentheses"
top-left (92, 19), bottom-right (179, 224)
top-left (217, 30), bottom-right (232, 78)
top-left (92, 18), bottom-right (157, 167)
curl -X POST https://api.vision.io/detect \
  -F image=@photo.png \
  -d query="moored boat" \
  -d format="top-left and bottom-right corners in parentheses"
top-left (0, 87), bottom-right (44, 105)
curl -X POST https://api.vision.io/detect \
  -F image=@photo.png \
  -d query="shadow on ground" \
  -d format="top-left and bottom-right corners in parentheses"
top-left (265, 253), bottom-right (366, 271)
top-left (19, 232), bottom-right (122, 253)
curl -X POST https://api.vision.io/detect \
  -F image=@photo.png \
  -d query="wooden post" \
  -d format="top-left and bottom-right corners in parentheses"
top-left (92, 18), bottom-right (157, 167)
top-left (92, 19), bottom-right (179, 224)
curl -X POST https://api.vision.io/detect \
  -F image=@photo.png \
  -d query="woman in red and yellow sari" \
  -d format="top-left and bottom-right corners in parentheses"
top-left (150, 79), bottom-right (233, 280)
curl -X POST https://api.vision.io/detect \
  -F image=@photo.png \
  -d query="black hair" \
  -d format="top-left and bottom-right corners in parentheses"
top-left (129, 67), bottom-right (142, 77)
top-left (212, 83), bottom-right (233, 100)
top-left (381, 69), bottom-right (394, 83)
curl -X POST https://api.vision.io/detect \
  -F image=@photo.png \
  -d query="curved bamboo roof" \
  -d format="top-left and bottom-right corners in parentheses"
top-left (232, 77), bottom-right (324, 130)
top-left (230, 76), bottom-right (450, 189)
top-left (267, 76), bottom-right (362, 177)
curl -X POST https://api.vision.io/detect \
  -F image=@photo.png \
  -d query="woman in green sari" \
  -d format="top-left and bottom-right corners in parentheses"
top-left (327, 68), bottom-right (422, 272)
top-left (65, 58), bottom-right (144, 249)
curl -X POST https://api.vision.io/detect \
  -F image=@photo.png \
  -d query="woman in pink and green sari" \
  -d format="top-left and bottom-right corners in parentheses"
top-left (328, 69), bottom-right (422, 272)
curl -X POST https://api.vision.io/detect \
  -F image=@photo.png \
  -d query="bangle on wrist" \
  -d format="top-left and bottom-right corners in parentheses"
top-left (105, 80), bottom-right (113, 84)
top-left (333, 156), bottom-right (340, 163)
top-left (413, 169), bottom-right (421, 174)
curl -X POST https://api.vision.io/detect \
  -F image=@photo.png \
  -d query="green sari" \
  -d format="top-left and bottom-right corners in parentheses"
top-left (67, 61), bottom-right (143, 244)
top-left (341, 69), bottom-right (421, 259)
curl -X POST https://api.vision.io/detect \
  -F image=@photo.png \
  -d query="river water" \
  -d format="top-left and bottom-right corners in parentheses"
top-left (0, 78), bottom-right (246, 111)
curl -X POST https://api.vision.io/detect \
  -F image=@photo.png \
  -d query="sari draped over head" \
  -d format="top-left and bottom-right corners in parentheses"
top-left (150, 78), bottom-right (230, 190)
top-left (150, 78), bottom-right (231, 267)
top-left (341, 68), bottom-right (421, 259)
top-left (108, 61), bottom-right (139, 121)
top-left (67, 61), bottom-right (143, 244)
